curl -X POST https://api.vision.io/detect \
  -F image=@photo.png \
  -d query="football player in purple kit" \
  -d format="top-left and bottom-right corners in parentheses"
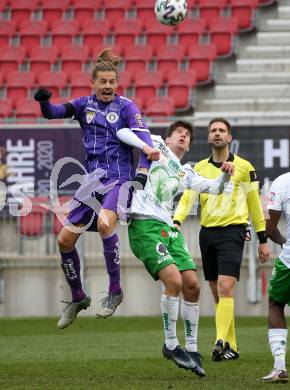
top-left (34, 48), bottom-right (159, 328)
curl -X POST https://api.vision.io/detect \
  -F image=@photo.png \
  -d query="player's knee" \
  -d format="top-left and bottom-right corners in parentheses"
top-left (57, 233), bottom-right (74, 252)
top-left (183, 280), bottom-right (200, 300)
top-left (217, 279), bottom-right (234, 297)
top-left (166, 276), bottom-right (182, 295)
top-left (98, 220), bottom-right (114, 237)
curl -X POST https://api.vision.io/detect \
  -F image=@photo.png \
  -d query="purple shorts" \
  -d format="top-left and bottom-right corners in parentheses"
top-left (66, 178), bottom-right (132, 231)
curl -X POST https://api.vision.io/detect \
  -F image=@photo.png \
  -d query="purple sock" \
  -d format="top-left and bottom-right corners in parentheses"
top-left (102, 232), bottom-right (122, 295)
top-left (60, 248), bottom-right (85, 303)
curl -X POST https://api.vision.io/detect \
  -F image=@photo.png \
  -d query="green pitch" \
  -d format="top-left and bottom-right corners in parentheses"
top-left (0, 316), bottom-right (288, 389)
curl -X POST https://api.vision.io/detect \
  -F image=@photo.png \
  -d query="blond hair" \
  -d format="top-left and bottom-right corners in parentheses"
top-left (92, 48), bottom-right (121, 80)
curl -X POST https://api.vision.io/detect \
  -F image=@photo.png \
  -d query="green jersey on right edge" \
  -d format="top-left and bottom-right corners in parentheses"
top-left (129, 135), bottom-right (233, 226)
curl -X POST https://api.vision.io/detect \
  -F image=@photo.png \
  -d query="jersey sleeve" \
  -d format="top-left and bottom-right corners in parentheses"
top-left (122, 100), bottom-right (149, 132)
top-left (244, 161), bottom-right (266, 232)
top-left (68, 96), bottom-right (88, 121)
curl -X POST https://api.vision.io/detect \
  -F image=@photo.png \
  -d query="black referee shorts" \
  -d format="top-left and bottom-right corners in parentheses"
top-left (199, 225), bottom-right (246, 281)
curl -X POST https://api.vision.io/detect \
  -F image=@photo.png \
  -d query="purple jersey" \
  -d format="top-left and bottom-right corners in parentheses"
top-left (70, 94), bottom-right (149, 180)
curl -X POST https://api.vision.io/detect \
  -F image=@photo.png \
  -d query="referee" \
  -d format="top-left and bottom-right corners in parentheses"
top-left (173, 117), bottom-right (270, 361)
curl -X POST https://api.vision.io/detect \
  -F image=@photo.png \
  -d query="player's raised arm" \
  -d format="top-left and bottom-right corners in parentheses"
top-left (34, 88), bottom-right (75, 119)
top-left (116, 127), bottom-right (160, 161)
top-left (183, 162), bottom-right (234, 195)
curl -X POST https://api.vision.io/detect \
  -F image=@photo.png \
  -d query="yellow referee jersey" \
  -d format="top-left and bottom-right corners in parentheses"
top-left (174, 153), bottom-right (265, 232)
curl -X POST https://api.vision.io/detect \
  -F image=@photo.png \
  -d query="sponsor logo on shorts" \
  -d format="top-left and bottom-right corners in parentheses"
top-left (156, 242), bottom-right (171, 264)
top-left (168, 231), bottom-right (178, 238)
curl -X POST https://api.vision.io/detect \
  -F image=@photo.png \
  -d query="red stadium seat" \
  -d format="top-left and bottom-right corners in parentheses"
top-left (82, 20), bottom-right (111, 56)
top-left (30, 46), bottom-right (58, 74)
top-left (71, 0), bottom-right (102, 22)
top-left (124, 45), bottom-right (153, 74)
top-left (229, 0), bottom-right (259, 31)
top-left (132, 96), bottom-right (144, 111)
top-left (70, 71), bottom-right (92, 98)
top-left (114, 19), bottom-right (143, 53)
top-left (0, 99), bottom-right (13, 119)
top-left (19, 20), bottom-right (48, 56)
top-left (103, 0), bottom-right (132, 23)
top-left (145, 97), bottom-right (175, 117)
top-left (145, 19), bottom-right (172, 56)
top-left (51, 20), bottom-right (80, 53)
top-left (166, 70), bottom-right (196, 110)
top-left (134, 0), bottom-right (155, 22)
top-left (135, 70), bottom-right (164, 106)
top-left (208, 17), bottom-right (238, 57)
top-left (18, 196), bottom-right (50, 238)
top-left (0, 0), bottom-right (8, 11)
top-left (15, 98), bottom-right (40, 119)
top-left (0, 20), bottom-right (16, 47)
top-left (9, 0), bottom-right (39, 29)
top-left (117, 71), bottom-right (133, 96)
top-left (37, 72), bottom-right (67, 97)
top-left (0, 46), bottom-right (26, 73)
top-left (40, 0), bottom-right (71, 29)
top-left (6, 71), bottom-right (35, 107)
top-left (177, 19), bottom-right (206, 55)
top-left (156, 44), bottom-right (185, 74)
top-left (187, 43), bottom-right (217, 84)
top-left (198, 0), bottom-right (228, 28)
top-left (60, 45), bottom-right (89, 74)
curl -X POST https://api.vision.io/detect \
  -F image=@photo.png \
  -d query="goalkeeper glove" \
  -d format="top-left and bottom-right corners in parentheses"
top-left (34, 88), bottom-right (52, 102)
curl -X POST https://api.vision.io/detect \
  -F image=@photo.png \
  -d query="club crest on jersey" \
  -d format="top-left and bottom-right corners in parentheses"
top-left (86, 110), bottom-right (96, 124)
top-left (106, 112), bottom-right (119, 123)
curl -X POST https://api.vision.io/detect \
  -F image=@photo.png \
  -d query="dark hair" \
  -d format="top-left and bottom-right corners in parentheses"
top-left (208, 117), bottom-right (232, 134)
top-left (91, 48), bottom-right (121, 80)
top-left (166, 120), bottom-right (194, 144)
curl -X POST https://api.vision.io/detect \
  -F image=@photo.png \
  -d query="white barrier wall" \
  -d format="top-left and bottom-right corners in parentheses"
top-left (0, 215), bottom-right (288, 317)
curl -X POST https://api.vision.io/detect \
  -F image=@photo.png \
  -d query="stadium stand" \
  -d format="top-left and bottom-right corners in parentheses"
top-left (0, 99), bottom-right (13, 119)
top-left (39, 0), bottom-right (71, 29)
top-left (71, 0), bottom-right (102, 22)
top-left (9, 0), bottom-right (39, 29)
top-left (37, 72), bottom-right (67, 97)
top-left (0, 0), bottom-right (282, 119)
top-left (166, 69), bottom-right (197, 110)
top-left (124, 45), bottom-right (153, 74)
top-left (19, 20), bottom-right (48, 56)
top-left (15, 98), bottom-right (40, 120)
top-left (156, 44), bottom-right (185, 74)
top-left (6, 71), bottom-right (35, 107)
top-left (145, 97), bottom-right (175, 117)
top-left (60, 45), bottom-right (89, 74)
top-left (0, 20), bottom-right (16, 47)
top-left (70, 71), bottom-right (92, 98)
top-left (30, 46), bottom-right (58, 74)
top-left (0, 46), bottom-right (26, 74)
top-left (134, 70), bottom-right (164, 106)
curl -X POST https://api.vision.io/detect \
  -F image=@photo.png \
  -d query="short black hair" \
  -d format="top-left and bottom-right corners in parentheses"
top-left (166, 120), bottom-right (194, 144)
top-left (208, 117), bottom-right (232, 134)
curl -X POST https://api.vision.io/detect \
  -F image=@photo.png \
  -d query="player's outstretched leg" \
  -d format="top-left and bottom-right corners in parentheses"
top-left (58, 295), bottom-right (91, 329)
top-left (162, 344), bottom-right (196, 371)
top-left (96, 291), bottom-right (123, 319)
top-left (96, 232), bottom-right (123, 318)
top-left (262, 369), bottom-right (288, 383)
